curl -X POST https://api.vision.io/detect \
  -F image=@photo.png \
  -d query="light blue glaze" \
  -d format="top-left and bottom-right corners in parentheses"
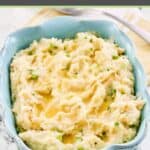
top-left (0, 16), bottom-right (149, 150)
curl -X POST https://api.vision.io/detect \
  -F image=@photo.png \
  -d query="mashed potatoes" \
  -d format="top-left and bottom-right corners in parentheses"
top-left (10, 32), bottom-right (144, 150)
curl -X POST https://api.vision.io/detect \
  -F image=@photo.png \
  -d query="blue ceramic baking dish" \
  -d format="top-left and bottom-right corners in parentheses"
top-left (0, 16), bottom-right (149, 150)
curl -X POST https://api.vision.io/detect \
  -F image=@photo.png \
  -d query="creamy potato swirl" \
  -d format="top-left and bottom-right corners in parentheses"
top-left (10, 32), bottom-right (144, 150)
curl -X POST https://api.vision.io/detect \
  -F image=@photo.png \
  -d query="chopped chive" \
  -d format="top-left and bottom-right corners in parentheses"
top-left (49, 43), bottom-right (58, 49)
top-left (90, 48), bottom-right (93, 51)
top-left (52, 127), bottom-right (63, 132)
top-left (76, 136), bottom-right (83, 142)
top-left (107, 68), bottom-right (110, 71)
top-left (114, 122), bottom-right (119, 127)
top-left (66, 64), bottom-right (70, 70)
top-left (56, 134), bottom-right (63, 141)
top-left (78, 147), bottom-right (84, 150)
top-left (48, 50), bottom-right (53, 54)
top-left (120, 90), bottom-right (125, 95)
top-left (107, 106), bottom-right (111, 111)
top-left (74, 72), bottom-right (78, 75)
top-left (27, 50), bottom-right (34, 55)
top-left (64, 45), bottom-right (67, 50)
top-left (31, 74), bottom-right (38, 80)
top-left (112, 55), bottom-right (119, 60)
top-left (32, 93), bottom-right (35, 96)
top-left (57, 129), bottom-right (63, 133)
top-left (48, 50), bottom-right (56, 55)
top-left (107, 87), bottom-right (116, 98)
top-left (54, 45), bottom-right (58, 49)
top-left (123, 140), bottom-right (127, 143)
top-left (130, 76), bottom-right (134, 81)
top-left (62, 63), bottom-right (71, 71)
top-left (27, 48), bottom-right (35, 55)
top-left (66, 52), bottom-right (70, 57)
top-left (90, 39), bottom-right (93, 43)
top-left (29, 69), bottom-right (39, 80)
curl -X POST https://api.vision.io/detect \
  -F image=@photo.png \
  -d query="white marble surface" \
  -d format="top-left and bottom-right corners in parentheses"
top-left (0, 8), bottom-right (150, 150)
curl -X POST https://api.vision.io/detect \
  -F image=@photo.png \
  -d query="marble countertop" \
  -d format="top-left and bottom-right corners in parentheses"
top-left (0, 7), bottom-right (149, 150)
